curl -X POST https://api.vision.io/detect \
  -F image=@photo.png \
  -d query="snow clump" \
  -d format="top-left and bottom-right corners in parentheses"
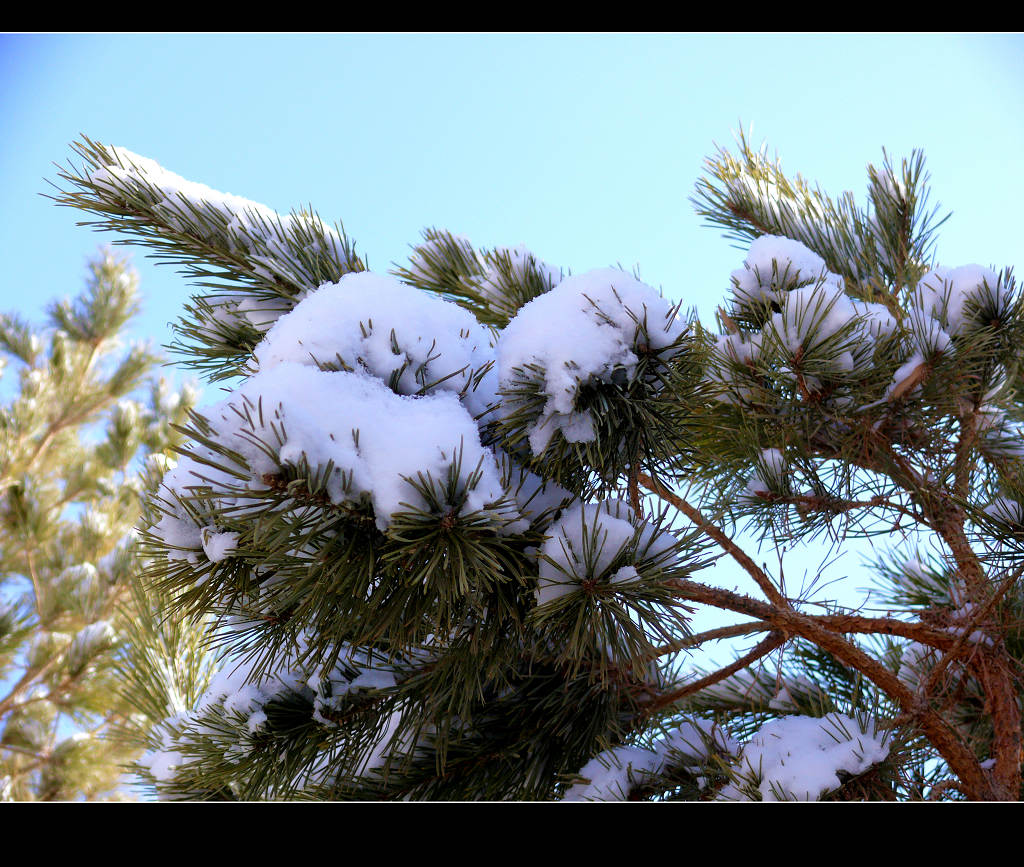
top-left (139, 638), bottom-right (400, 793)
top-left (152, 363), bottom-right (509, 539)
top-left (983, 496), bottom-right (1024, 527)
top-left (710, 235), bottom-right (1016, 411)
top-left (255, 272), bottom-right (498, 418)
top-left (742, 448), bottom-right (787, 501)
top-left (914, 265), bottom-right (1006, 336)
top-left (717, 713), bottom-right (890, 801)
top-left (89, 146), bottom-right (353, 291)
top-left (497, 267), bottom-right (687, 455)
top-left (535, 499), bottom-right (676, 606)
top-left (730, 234), bottom-right (844, 312)
top-left (562, 718), bottom-right (737, 801)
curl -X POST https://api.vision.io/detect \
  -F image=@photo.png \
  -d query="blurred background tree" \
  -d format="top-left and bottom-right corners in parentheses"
top-left (0, 250), bottom-right (203, 800)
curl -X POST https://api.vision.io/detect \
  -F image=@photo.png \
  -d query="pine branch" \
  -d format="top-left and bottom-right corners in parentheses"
top-left (44, 133), bottom-right (1024, 801)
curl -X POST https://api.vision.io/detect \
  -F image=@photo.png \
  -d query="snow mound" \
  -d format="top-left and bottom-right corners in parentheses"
top-left (255, 272), bottom-right (498, 418)
top-left (497, 267), bottom-right (686, 454)
top-left (153, 363), bottom-right (508, 538)
top-left (718, 713), bottom-right (890, 801)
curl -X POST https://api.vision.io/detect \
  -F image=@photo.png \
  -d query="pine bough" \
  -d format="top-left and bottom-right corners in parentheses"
top-left (50, 133), bottom-right (1024, 801)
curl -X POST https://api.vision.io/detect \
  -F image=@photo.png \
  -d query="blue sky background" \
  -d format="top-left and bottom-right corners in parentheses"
top-left (2, 33), bottom-right (1023, 660)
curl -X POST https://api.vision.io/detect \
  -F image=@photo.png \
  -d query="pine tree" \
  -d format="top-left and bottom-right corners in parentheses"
top-left (0, 250), bottom-right (200, 800)
top-left (51, 133), bottom-right (1024, 801)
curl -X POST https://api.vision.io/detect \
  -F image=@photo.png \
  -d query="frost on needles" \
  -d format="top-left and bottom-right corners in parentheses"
top-left (50, 133), bottom-right (1024, 801)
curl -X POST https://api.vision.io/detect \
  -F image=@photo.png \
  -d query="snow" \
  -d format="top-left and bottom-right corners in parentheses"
top-left (767, 676), bottom-right (822, 712)
top-left (897, 641), bottom-right (935, 689)
top-left (151, 508), bottom-right (204, 564)
top-left (139, 637), bottom-right (402, 793)
top-left (68, 620), bottom-right (116, 664)
top-left (711, 236), bottom-right (1020, 419)
top-left (499, 454), bottom-right (574, 529)
top-left (139, 649), bottom-right (308, 784)
top-left (870, 168), bottom-right (907, 203)
top-left (762, 277), bottom-right (878, 385)
top-left (743, 448), bottom-right (786, 500)
top-left (906, 307), bottom-right (952, 357)
top-left (200, 526), bottom-right (240, 563)
top-left (944, 603), bottom-right (995, 647)
top-left (254, 272), bottom-right (498, 418)
top-left (58, 562), bottom-right (99, 600)
top-left (717, 713), bottom-right (890, 801)
top-left (306, 649), bottom-right (399, 728)
top-left (198, 293), bottom-right (292, 339)
top-left (903, 558), bottom-right (929, 583)
top-left (848, 299), bottom-right (898, 340)
top-left (91, 147), bottom-right (280, 236)
top-left (769, 282), bottom-right (857, 355)
top-left (709, 236), bottom-right (902, 406)
top-left (915, 265), bottom-right (1004, 336)
top-left (704, 332), bottom-right (763, 405)
top-left (562, 718), bottom-right (737, 801)
top-left (983, 496), bottom-right (1024, 526)
top-left (562, 745), bottom-right (662, 801)
top-left (89, 146), bottom-right (352, 290)
top-left (982, 421), bottom-right (1024, 460)
top-left (730, 235), bottom-right (843, 311)
top-left (154, 363), bottom-right (509, 538)
top-left (535, 499), bottom-right (675, 605)
top-left (118, 170), bottom-right (1017, 799)
top-left (883, 352), bottom-right (928, 402)
top-left (497, 267), bottom-right (687, 454)
top-left (143, 738), bottom-right (187, 785)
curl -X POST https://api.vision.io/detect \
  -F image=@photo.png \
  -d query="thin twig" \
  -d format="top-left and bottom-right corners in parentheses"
top-left (644, 632), bottom-right (786, 714)
top-left (638, 472), bottom-right (788, 608)
top-left (649, 620), bottom-right (771, 659)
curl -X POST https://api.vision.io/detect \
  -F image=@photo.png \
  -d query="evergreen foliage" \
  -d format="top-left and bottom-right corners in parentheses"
top-left (0, 251), bottom-right (202, 800)
top-left (51, 134), bottom-right (1024, 801)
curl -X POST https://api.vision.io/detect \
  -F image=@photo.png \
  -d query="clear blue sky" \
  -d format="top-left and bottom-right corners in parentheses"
top-left (2, 32), bottom-right (1023, 656)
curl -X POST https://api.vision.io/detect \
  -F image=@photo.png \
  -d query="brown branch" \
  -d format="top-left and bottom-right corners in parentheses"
top-left (934, 516), bottom-right (987, 601)
top-left (927, 778), bottom-right (966, 801)
top-left (667, 577), bottom-right (958, 651)
top-left (643, 631), bottom-right (787, 714)
top-left (923, 566), bottom-right (1024, 697)
top-left (853, 415), bottom-right (1020, 797)
top-left (785, 492), bottom-right (928, 530)
top-left (813, 613), bottom-right (958, 650)
top-left (978, 651), bottom-right (1022, 799)
top-left (865, 427), bottom-right (986, 600)
top-left (953, 410), bottom-right (979, 503)
top-left (919, 565), bottom-right (1024, 799)
top-left (665, 576), bottom-right (994, 798)
top-left (773, 611), bottom-right (995, 800)
top-left (650, 620), bottom-right (771, 659)
top-left (638, 472), bottom-right (788, 608)
top-left (0, 655), bottom-right (61, 719)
